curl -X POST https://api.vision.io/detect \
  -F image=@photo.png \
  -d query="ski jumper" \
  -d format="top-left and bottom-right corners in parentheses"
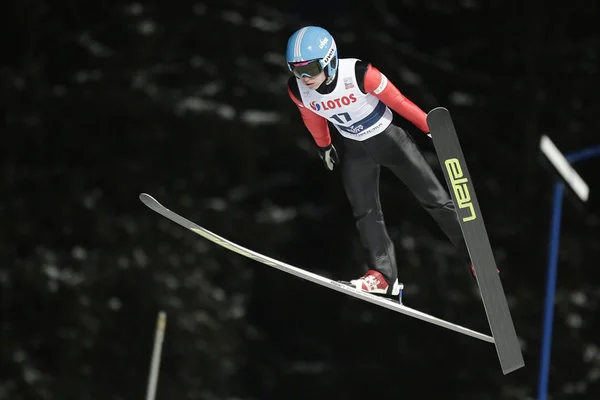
top-left (288, 58), bottom-right (471, 284)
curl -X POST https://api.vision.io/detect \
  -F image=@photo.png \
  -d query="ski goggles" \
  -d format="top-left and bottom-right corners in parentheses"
top-left (288, 60), bottom-right (323, 78)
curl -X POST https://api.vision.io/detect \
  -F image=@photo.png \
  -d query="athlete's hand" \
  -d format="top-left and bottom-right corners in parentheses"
top-left (318, 144), bottom-right (339, 171)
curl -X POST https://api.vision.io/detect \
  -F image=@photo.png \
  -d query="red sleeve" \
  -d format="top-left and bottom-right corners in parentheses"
top-left (287, 87), bottom-right (332, 147)
top-left (363, 64), bottom-right (430, 133)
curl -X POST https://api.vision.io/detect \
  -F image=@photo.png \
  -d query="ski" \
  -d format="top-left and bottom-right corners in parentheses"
top-left (139, 192), bottom-right (494, 344)
top-left (427, 107), bottom-right (525, 374)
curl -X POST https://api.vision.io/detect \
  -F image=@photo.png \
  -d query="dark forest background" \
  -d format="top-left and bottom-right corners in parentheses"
top-left (2, 0), bottom-right (600, 399)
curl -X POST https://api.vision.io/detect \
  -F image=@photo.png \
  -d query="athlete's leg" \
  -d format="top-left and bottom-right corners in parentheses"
top-left (340, 138), bottom-right (398, 284)
top-left (367, 125), bottom-right (471, 266)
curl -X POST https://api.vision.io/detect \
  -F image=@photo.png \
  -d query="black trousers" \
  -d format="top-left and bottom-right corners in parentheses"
top-left (339, 123), bottom-right (471, 284)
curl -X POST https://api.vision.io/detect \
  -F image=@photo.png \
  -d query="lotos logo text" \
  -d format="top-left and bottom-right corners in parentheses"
top-left (310, 94), bottom-right (357, 111)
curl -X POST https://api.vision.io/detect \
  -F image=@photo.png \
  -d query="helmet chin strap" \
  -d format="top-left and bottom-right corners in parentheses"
top-left (324, 57), bottom-right (338, 85)
top-left (325, 69), bottom-right (336, 85)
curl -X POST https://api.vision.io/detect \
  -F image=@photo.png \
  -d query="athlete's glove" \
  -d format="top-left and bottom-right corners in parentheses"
top-left (318, 144), bottom-right (339, 171)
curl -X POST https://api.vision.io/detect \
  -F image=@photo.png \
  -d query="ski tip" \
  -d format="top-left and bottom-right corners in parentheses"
top-left (427, 106), bottom-right (449, 117)
top-left (139, 193), bottom-right (158, 205)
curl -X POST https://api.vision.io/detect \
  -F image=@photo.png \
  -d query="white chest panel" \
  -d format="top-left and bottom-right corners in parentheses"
top-left (296, 58), bottom-right (393, 141)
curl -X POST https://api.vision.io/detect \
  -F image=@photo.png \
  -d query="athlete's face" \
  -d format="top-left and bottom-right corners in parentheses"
top-left (301, 71), bottom-right (326, 90)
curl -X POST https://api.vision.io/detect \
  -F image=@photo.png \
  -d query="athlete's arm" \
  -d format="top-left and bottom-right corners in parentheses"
top-left (358, 62), bottom-right (430, 134)
top-left (287, 79), bottom-right (332, 147)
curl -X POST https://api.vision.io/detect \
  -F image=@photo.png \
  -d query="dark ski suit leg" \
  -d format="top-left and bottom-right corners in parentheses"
top-left (340, 123), bottom-right (470, 283)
